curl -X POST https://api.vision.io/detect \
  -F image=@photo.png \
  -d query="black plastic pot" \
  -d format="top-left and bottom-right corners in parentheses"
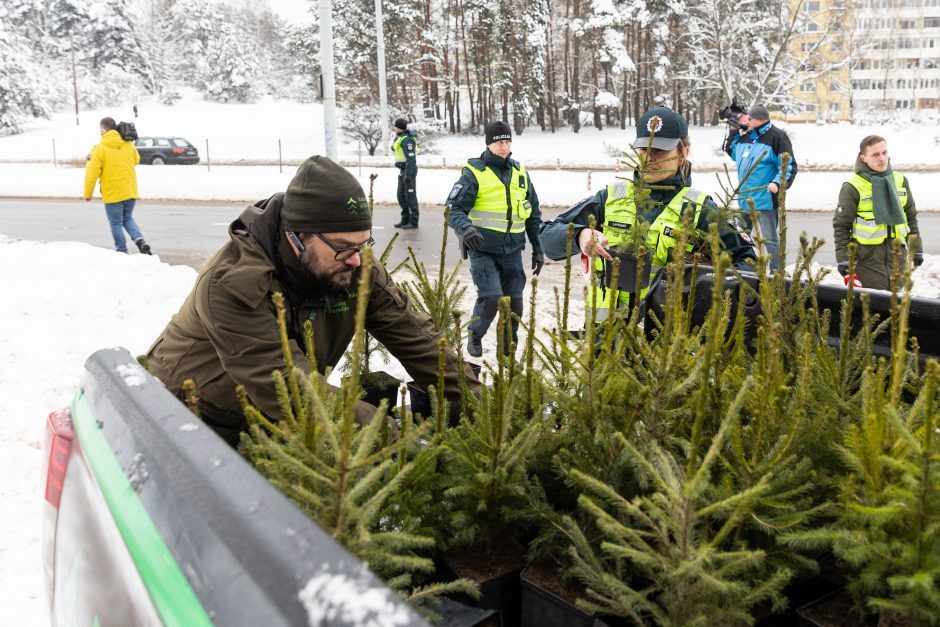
top-left (795, 588), bottom-right (877, 627)
top-left (439, 547), bottom-right (525, 627)
top-left (438, 597), bottom-right (500, 627)
top-left (520, 565), bottom-right (596, 627)
top-left (360, 370), bottom-right (402, 409)
top-left (603, 249), bottom-right (652, 294)
top-left (754, 553), bottom-right (843, 626)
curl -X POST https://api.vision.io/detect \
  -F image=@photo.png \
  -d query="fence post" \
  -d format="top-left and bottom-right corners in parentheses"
top-left (587, 170), bottom-right (592, 191)
top-left (205, 139), bottom-right (210, 172)
top-left (278, 139), bottom-right (283, 174)
top-left (52, 139), bottom-right (57, 168)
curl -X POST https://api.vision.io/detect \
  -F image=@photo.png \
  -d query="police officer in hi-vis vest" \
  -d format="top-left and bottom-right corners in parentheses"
top-left (540, 106), bottom-right (756, 322)
top-left (447, 121), bottom-right (545, 358)
top-left (834, 135), bottom-right (923, 291)
top-left (391, 117), bottom-right (419, 229)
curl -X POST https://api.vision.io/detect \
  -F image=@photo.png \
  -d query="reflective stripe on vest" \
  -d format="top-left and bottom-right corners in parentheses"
top-left (391, 133), bottom-right (417, 163)
top-left (464, 162), bottom-right (531, 233)
top-left (588, 182), bottom-right (708, 313)
top-left (848, 172), bottom-right (909, 245)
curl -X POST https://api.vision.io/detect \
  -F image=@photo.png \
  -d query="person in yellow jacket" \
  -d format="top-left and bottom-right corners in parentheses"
top-left (83, 117), bottom-right (152, 254)
top-left (834, 135), bottom-right (922, 290)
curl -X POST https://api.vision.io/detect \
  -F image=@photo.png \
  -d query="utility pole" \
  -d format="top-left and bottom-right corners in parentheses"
top-left (375, 0), bottom-right (389, 156)
top-left (70, 30), bottom-right (79, 126)
top-left (319, 0), bottom-right (338, 160)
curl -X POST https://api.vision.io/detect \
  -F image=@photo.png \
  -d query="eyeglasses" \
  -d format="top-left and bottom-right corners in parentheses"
top-left (309, 232), bottom-right (374, 261)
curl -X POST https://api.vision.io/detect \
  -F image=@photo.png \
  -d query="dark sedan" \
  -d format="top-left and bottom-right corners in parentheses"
top-left (135, 136), bottom-right (200, 165)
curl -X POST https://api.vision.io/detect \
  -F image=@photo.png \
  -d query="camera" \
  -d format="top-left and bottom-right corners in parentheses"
top-left (717, 98), bottom-right (747, 129)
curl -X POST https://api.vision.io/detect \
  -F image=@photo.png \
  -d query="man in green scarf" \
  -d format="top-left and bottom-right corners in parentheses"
top-left (833, 135), bottom-right (923, 291)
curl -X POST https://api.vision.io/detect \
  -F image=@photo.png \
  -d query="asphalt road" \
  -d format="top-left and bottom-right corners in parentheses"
top-left (2, 198), bottom-right (938, 271)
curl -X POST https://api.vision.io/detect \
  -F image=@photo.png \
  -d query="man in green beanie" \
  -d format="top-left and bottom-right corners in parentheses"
top-left (834, 135), bottom-right (923, 291)
top-left (146, 156), bottom-right (478, 446)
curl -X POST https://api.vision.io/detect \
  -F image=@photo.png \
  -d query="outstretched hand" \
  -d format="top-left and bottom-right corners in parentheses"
top-left (577, 228), bottom-right (612, 260)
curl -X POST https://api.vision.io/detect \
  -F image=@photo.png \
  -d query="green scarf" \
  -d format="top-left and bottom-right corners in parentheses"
top-left (858, 167), bottom-right (905, 226)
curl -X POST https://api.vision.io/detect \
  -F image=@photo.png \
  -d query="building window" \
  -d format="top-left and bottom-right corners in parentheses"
top-left (926, 17), bottom-right (940, 28)
top-left (831, 41), bottom-right (843, 52)
top-left (899, 19), bottom-right (917, 29)
top-left (804, 0), bottom-right (820, 11)
top-left (801, 81), bottom-right (817, 93)
top-left (805, 21), bottom-right (820, 32)
top-left (802, 103), bottom-right (817, 113)
top-left (830, 81), bottom-right (841, 91)
top-left (802, 42), bottom-right (815, 52)
top-left (925, 39), bottom-right (938, 48)
top-left (829, 102), bottom-right (840, 112)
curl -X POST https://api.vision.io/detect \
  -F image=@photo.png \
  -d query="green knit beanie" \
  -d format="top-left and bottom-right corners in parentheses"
top-left (281, 156), bottom-right (371, 233)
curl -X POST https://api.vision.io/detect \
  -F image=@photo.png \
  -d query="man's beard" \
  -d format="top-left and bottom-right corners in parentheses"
top-left (300, 248), bottom-right (354, 292)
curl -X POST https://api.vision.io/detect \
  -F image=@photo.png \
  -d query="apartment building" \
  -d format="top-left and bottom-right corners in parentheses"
top-left (789, 0), bottom-right (940, 121)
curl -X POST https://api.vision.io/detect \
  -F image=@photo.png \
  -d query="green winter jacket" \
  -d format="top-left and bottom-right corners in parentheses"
top-left (146, 193), bottom-right (477, 444)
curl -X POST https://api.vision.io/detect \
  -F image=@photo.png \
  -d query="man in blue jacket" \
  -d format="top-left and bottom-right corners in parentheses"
top-left (447, 121), bottom-right (544, 358)
top-left (723, 105), bottom-right (797, 272)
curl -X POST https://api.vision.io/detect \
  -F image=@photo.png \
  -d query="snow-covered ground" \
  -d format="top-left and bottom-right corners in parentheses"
top-left (5, 94), bottom-right (940, 623)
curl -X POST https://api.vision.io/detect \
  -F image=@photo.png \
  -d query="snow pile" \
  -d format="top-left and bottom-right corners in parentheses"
top-left (0, 235), bottom-right (195, 625)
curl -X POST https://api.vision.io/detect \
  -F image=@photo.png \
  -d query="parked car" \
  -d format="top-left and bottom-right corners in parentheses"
top-left (134, 136), bottom-right (200, 165)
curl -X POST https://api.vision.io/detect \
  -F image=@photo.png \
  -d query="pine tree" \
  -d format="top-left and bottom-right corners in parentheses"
top-left (0, 19), bottom-right (51, 135)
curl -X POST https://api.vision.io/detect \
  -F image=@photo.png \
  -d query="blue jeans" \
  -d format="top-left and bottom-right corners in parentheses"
top-left (104, 199), bottom-right (143, 252)
top-left (743, 210), bottom-right (779, 272)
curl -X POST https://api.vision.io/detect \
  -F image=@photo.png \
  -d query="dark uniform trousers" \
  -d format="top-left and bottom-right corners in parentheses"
top-left (467, 248), bottom-right (525, 350)
top-left (397, 172), bottom-right (419, 226)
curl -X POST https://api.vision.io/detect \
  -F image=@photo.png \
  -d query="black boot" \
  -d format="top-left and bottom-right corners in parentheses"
top-left (466, 335), bottom-right (483, 358)
top-left (135, 238), bottom-right (152, 255)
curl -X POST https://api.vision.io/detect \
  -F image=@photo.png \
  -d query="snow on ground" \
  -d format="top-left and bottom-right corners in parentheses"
top-left (2, 94), bottom-right (940, 210)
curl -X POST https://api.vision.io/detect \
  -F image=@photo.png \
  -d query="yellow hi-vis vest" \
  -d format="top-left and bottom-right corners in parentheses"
top-left (588, 181), bottom-right (708, 319)
top-left (464, 162), bottom-right (532, 234)
top-left (847, 172), bottom-right (909, 245)
top-left (392, 133), bottom-right (417, 163)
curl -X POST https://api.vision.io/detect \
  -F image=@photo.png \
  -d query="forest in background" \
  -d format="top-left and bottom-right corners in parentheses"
top-left (0, 0), bottom-right (845, 136)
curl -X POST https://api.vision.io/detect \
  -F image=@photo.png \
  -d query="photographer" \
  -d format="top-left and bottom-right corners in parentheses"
top-left (721, 103), bottom-right (797, 272)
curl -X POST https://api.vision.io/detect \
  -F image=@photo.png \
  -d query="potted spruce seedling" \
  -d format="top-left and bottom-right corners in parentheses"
top-left (785, 265), bottom-right (940, 627)
top-left (399, 206), bottom-right (471, 418)
top-left (602, 219), bottom-right (652, 296)
top-left (239, 250), bottom-right (478, 622)
top-left (340, 228), bottom-right (404, 410)
top-left (432, 297), bottom-right (545, 626)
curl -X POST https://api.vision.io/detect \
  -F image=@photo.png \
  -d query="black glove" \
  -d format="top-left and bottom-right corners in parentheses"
top-left (459, 226), bottom-right (484, 252)
top-left (914, 252), bottom-right (924, 268)
top-left (837, 261), bottom-right (850, 277)
top-left (532, 250), bottom-right (544, 276)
